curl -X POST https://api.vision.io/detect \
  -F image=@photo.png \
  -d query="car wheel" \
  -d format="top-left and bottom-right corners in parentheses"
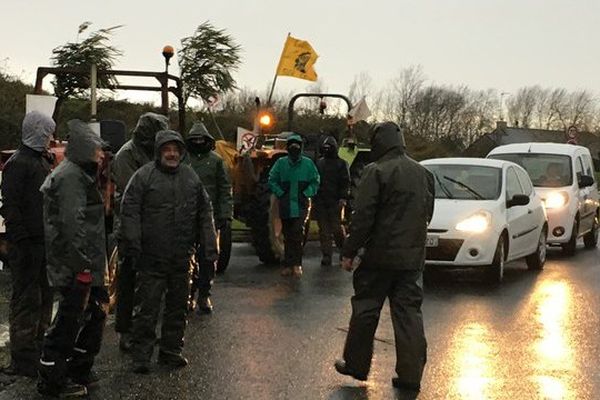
top-left (583, 212), bottom-right (599, 249)
top-left (526, 227), bottom-right (547, 271)
top-left (561, 219), bottom-right (578, 256)
top-left (488, 236), bottom-right (505, 283)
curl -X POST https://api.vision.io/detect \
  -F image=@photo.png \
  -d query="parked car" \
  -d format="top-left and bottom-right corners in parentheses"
top-left (421, 158), bottom-right (547, 282)
top-left (488, 143), bottom-right (599, 255)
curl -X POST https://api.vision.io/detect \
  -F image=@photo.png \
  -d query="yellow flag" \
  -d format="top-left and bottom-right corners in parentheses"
top-left (275, 35), bottom-right (318, 81)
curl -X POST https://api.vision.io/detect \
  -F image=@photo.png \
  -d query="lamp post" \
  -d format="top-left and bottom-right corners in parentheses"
top-left (161, 45), bottom-right (174, 115)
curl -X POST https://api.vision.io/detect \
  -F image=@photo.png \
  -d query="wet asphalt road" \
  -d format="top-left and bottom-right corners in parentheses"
top-left (1, 240), bottom-right (599, 400)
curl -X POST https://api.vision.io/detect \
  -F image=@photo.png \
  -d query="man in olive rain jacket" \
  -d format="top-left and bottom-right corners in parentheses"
top-left (120, 130), bottom-right (217, 374)
top-left (185, 122), bottom-right (233, 314)
top-left (38, 120), bottom-right (108, 398)
top-left (335, 122), bottom-right (434, 393)
top-left (112, 112), bottom-right (168, 350)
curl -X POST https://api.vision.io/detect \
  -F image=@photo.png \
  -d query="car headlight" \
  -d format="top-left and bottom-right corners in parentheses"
top-left (455, 211), bottom-right (491, 233)
top-left (544, 191), bottom-right (569, 209)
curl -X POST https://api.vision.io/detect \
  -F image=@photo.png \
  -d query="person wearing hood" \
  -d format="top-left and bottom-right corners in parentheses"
top-left (0, 111), bottom-right (55, 377)
top-left (38, 120), bottom-right (108, 398)
top-left (120, 130), bottom-right (217, 374)
top-left (334, 122), bottom-right (434, 393)
top-left (112, 112), bottom-right (168, 351)
top-left (185, 122), bottom-right (232, 314)
top-left (314, 136), bottom-right (350, 266)
top-left (268, 134), bottom-right (320, 277)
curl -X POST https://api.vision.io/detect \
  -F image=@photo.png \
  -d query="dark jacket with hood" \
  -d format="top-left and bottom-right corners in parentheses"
top-left (268, 133), bottom-right (320, 219)
top-left (111, 113), bottom-right (169, 213)
top-left (314, 136), bottom-right (350, 209)
top-left (40, 120), bottom-right (107, 287)
top-left (342, 122), bottom-right (435, 270)
top-left (120, 130), bottom-right (218, 269)
top-left (185, 122), bottom-right (233, 222)
top-left (1, 112), bottom-right (55, 243)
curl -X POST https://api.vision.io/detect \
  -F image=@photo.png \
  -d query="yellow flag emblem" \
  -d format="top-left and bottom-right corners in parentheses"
top-left (275, 35), bottom-right (318, 81)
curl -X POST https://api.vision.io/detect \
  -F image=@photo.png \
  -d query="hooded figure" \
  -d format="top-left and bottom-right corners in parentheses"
top-left (111, 112), bottom-right (168, 350)
top-left (313, 136), bottom-right (350, 265)
top-left (38, 120), bottom-right (108, 398)
top-left (185, 122), bottom-right (233, 314)
top-left (0, 112), bottom-right (55, 377)
top-left (121, 129), bottom-right (217, 373)
top-left (335, 122), bottom-right (434, 390)
top-left (268, 133), bottom-right (320, 277)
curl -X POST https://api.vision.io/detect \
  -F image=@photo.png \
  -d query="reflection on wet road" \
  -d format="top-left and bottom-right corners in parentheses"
top-left (0, 243), bottom-right (598, 399)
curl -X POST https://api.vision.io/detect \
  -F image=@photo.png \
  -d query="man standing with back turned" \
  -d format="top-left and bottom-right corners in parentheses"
top-left (334, 122), bottom-right (434, 393)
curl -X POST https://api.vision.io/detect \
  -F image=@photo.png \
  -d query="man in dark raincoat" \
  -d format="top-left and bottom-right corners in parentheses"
top-left (268, 133), bottom-right (320, 277)
top-left (112, 112), bottom-right (168, 351)
top-left (38, 120), bottom-right (108, 398)
top-left (0, 111), bottom-right (55, 377)
top-left (185, 122), bottom-right (233, 314)
top-left (313, 136), bottom-right (350, 266)
top-left (335, 122), bottom-right (434, 392)
top-left (121, 130), bottom-right (217, 373)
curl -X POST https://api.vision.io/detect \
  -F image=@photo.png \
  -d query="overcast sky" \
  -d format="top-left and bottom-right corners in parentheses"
top-left (2, 0), bottom-right (599, 105)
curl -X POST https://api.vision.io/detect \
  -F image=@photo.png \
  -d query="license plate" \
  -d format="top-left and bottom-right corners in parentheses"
top-left (426, 235), bottom-right (439, 247)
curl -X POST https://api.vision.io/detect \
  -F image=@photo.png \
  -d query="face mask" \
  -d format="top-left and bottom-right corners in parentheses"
top-left (322, 145), bottom-right (336, 158)
top-left (288, 143), bottom-right (301, 160)
top-left (188, 140), bottom-right (211, 154)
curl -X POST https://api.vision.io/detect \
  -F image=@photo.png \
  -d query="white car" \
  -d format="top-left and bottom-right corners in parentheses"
top-left (421, 158), bottom-right (548, 282)
top-left (488, 143), bottom-right (599, 255)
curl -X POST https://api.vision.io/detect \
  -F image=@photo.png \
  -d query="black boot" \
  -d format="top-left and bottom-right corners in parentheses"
top-left (321, 254), bottom-right (332, 266)
top-left (157, 352), bottom-right (188, 368)
top-left (334, 359), bottom-right (367, 381)
top-left (196, 297), bottom-right (213, 315)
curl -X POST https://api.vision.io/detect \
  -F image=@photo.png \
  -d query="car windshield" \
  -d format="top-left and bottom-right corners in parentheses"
top-left (424, 164), bottom-right (502, 200)
top-left (488, 153), bottom-right (572, 188)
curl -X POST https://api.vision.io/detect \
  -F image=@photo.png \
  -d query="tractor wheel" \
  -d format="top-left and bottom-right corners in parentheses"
top-left (246, 177), bottom-right (284, 265)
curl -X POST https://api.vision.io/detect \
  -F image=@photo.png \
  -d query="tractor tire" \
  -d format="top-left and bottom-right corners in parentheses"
top-left (216, 224), bottom-right (233, 274)
top-left (246, 177), bottom-right (284, 265)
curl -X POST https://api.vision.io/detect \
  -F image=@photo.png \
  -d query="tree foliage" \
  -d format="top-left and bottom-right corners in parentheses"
top-left (51, 25), bottom-right (123, 100)
top-left (179, 21), bottom-right (242, 103)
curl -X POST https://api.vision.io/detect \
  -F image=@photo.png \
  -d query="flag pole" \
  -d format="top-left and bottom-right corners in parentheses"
top-left (267, 33), bottom-right (290, 106)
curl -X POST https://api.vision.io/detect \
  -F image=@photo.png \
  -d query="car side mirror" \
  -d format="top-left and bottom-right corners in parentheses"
top-left (507, 194), bottom-right (530, 208)
top-left (578, 175), bottom-right (595, 188)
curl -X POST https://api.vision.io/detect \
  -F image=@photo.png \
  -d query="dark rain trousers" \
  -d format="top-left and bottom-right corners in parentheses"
top-left (38, 285), bottom-right (108, 394)
top-left (8, 241), bottom-right (53, 372)
top-left (114, 254), bottom-right (135, 334)
top-left (281, 218), bottom-right (304, 267)
top-left (191, 243), bottom-right (216, 300)
top-left (343, 267), bottom-right (427, 384)
top-left (315, 204), bottom-right (345, 257)
top-left (131, 264), bottom-right (191, 363)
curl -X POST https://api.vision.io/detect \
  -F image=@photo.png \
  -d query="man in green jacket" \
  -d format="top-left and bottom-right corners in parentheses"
top-left (121, 130), bottom-right (217, 374)
top-left (112, 113), bottom-right (168, 351)
top-left (185, 122), bottom-right (233, 314)
top-left (335, 122), bottom-right (434, 392)
top-left (268, 133), bottom-right (320, 277)
top-left (38, 121), bottom-right (108, 398)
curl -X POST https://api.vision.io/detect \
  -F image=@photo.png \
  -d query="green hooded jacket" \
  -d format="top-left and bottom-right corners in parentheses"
top-left (268, 134), bottom-right (320, 219)
top-left (120, 130), bottom-right (218, 269)
top-left (342, 122), bottom-right (435, 270)
top-left (185, 122), bottom-right (233, 222)
top-left (40, 120), bottom-right (107, 287)
top-left (111, 113), bottom-right (169, 211)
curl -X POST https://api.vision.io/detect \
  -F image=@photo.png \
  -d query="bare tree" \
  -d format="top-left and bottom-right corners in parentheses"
top-left (348, 71), bottom-right (374, 104)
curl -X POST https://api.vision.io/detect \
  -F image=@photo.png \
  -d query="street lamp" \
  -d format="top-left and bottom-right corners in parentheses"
top-left (161, 45), bottom-right (174, 116)
top-left (162, 45), bottom-right (174, 74)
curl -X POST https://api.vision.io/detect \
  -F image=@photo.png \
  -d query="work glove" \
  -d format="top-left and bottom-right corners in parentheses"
top-left (76, 269), bottom-right (93, 285)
